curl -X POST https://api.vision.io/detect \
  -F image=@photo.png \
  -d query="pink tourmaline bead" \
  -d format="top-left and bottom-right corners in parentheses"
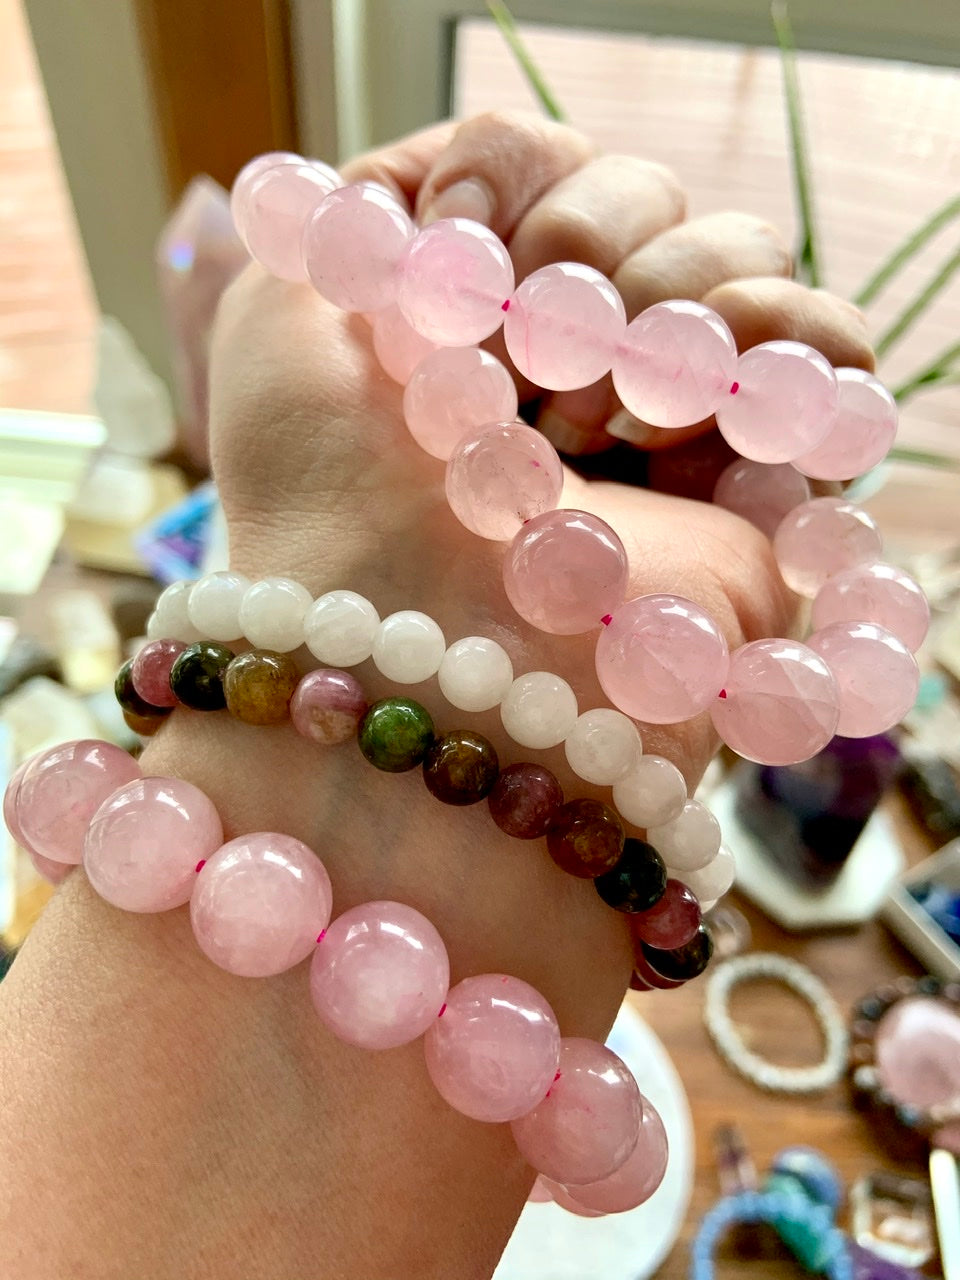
top-left (712, 459), bottom-right (811, 539)
top-left (191, 832), bottom-right (333, 976)
top-left (403, 346), bottom-right (519, 461)
top-left (310, 900), bottom-right (449, 1050)
top-left (792, 368), bottom-right (898, 480)
top-left (504, 509), bottom-right (629, 635)
top-left (807, 622), bottom-right (920, 737)
top-left (243, 161), bottom-right (340, 281)
top-left (131, 638), bottom-right (186, 708)
top-left (710, 638), bottom-right (840, 765)
top-left (773, 496), bottom-right (883, 598)
top-left (445, 423), bottom-right (564, 541)
top-left (629, 879), bottom-right (702, 949)
top-left (303, 183), bottom-right (415, 312)
top-left (510, 1038), bottom-right (642, 1185)
top-left (612, 300), bottom-right (738, 428)
top-left (397, 218), bottom-right (515, 346)
top-left (83, 777), bottom-right (223, 912)
top-left (811, 561), bottom-right (930, 653)
top-left (596, 595), bottom-right (729, 724)
top-left (503, 263), bottom-right (626, 392)
top-left (371, 302), bottom-right (439, 384)
top-left (16, 740), bottom-right (140, 865)
top-left (290, 668), bottom-right (368, 745)
top-left (714, 340), bottom-right (839, 463)
top-left (230, 150), bottom-right (302, 248)
top-left (424, 974), bottom-right (560, 1122)
top-left (557, 1095), bottom-right (669, 1214)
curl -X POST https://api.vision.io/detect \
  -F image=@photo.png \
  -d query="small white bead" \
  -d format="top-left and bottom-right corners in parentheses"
top-left (145, 610), bottom-right (162, 641)
top-left (187, 570), bottom-right (251, 641)
top-left (500, 671), bottom-right (578, 750)
top-left (563, 707), bottom-right (642, 786)
top-left (646, 800), bottom-right (721, 872)
top-left (676, 845), bottom-right (735, 903)
top-left (304, 590), bottom-right (380, 666)
top-left (372, 611), bottom-right (446, 683)
top-left (438, 635), bottom-right (514, 712)
top-left (612, 755), bottom-right (687, 828)
top-left (154, 580), bottom-right (202, 643)
top-left (238, 577), bottom-right (312, 652)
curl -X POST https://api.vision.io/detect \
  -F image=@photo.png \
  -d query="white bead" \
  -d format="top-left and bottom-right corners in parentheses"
top-left (612, 755), bottom-right (687, 829)
top-left (563, 708), bottom-right (642, 786)
top-left (372, 611), bottom-right (446, 683)
top-left (438, 636), bottom-right (514, 712)
top-left (154, 581), bottom-right (202, 643)
top-left (145, 610), bottom-right (162, 641)
top-left (187, 571), bottom-right (251, 641)
top-left (678, 845), bottom-right (735, 903)
top-left (238, 577), bottom-right (312, 652)
top-left (304, 590), bottom-right (380, 666)
top-left (646, 800), bottom-right (721, 872)
top-left (500, 672), bottom-right (578, 750)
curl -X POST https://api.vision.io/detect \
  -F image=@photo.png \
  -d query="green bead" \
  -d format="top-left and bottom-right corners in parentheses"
top-left (169, 642), bottom-right (234, 711)
top-left (358, 697), bottom-right (434, 772)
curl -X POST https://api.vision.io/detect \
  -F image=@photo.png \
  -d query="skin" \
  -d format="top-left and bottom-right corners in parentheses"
top-left (0, 112), bottom-right (873, 1279)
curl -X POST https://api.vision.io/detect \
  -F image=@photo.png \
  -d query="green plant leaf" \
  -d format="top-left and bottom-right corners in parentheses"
top-left (887, 445), bottom-right (960, 471)
top-left (485, 1), bottom-right (566, 122)
top-left (874, 243), bottom-right (960, 359)
top-left (771, 1), bottom-right (821, 288)
top-left (892, 337), bottom-right (960, 402)
top-left (855, 194), bottom-right (960, 308)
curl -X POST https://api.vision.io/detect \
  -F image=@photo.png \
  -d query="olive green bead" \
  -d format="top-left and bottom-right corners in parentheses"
top-left (224, 649), bottom-right (299, 725)
top-left (169, 642), bottom-right (234, 711)
top-left (358, 697), bottom-right (435, 772)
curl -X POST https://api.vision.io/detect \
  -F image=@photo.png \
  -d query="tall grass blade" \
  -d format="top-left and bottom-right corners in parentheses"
top-left (875, 244), bottom-right (960, 359)
top-left (486, 1), bottom-right (566, 122)
top-left (855, 194), bottom-right (960, 308)
top-left (771, 1), bottom-right (821, 287)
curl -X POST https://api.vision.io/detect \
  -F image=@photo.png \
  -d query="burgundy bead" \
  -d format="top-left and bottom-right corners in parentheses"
top-left (422, 730), bottom-right (499, 805)
top-left (487, 762), bottom-right (563, 839)
top-left (114, 658), bottom-right (171, 720)
top-left (130, 639), bottom-right (185, 708)
top-left (629, 878), bottom-right (702, 949)
top-left (641, 923), bottom-right (714, 982)
top-left (546, 798), bottom-right (624, 879)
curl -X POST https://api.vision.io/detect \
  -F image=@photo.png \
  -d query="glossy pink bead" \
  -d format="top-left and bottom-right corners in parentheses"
top-left (371, 302), bottom-right (439, 384)
top-left (710, 638), bottom-right (840, 765)
top-left (504, 509), bottom-right (629, 635)
top-left (792, 368), bottom-right (898, 480)
top-left (712, 459), bottom-right (811, 539)
top-left (230, 150), bottom-right (302, 247)
top-left (445, 423), bottom-right (564, 541)
top-left (503, 263), bottom-right (626, 391)
top-left (807, 622), bottom-right (919, 737)
top-left (191, 832), bottom-right (332, 976)
top-left (543, 1182), bottom-right (606, 1217)
top-left (714, 340), bottom-right (839, 463)
top-left (630, 879), bottom-right (701, 949)
top-left (303, 183), bottom-right (415, 312)
top-left (596, 595), bottom-right (729, 724)
top-left (3, 760), bottom-right (34, 852)
top-left (398, 218), bottom-right (514, 346)
top-left (773, 497), bottom-right (883, 598)
top-left (811, 561), bottom-right (929, 653)
top-left (131, 638), bottom-right (185, 708)
top-left (558, 1096), bottom-right (669, 1214)
top-left (403, 346), bottom-right (519, 461)
top-left (309, 900), bottom-right (449, 1049)
top-left (243, 161), bottom-right (340, 281)
top-left (424, 974), bottom-right (560, 1122)
top-left (290, 668), bottom-right (367, 745)
top-left (83, 777), bottom-right (223, 912)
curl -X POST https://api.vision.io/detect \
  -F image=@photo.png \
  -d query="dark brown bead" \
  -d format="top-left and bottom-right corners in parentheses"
top-left (487, 762), bottom-right (563, 838)
top-left (122, 708), bottom-right (167, 738)
top-left (595, 839), bottom-right (666, 913)
top-left (169, 642), bottom-right (234, 711)
top-left (224, 650), bottom-right (299, 725)
top-left (545, 798), bottom-right (624, 879)
top-left (641, 924), bottom-right (714, 982)
top-left (423, 730), bottom-right (499, 806)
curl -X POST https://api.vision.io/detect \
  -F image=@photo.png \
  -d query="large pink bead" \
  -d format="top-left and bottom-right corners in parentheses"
top-left (596, 595), bottom-right (729, 723)
top-left (710, 638), bottom-right (840, 765)
top-left (712, 459), bottom-right (811, 539)
top-left (16, 740), bottom-right (140, 865)
top-left (773, 497), bottom-right (883, 598)
top-left (612, 300), bottom-right (737, 428)
top-left (811, 561), bottom-right (929, 653)
top-left (403, 346), bottom-right (519, 461)
top-left (303, 183), bottom-right (415, 312)
top-left (714, 340), bottom-right (839, 463)
top-left (424, 974), bottom-right (560, 1122)
top-left (807, 622), bottom-right (919, 737)
top-left (230, 150), bottom-right (303, 247)
top-left (371, 302), bottom-right (439, 384)
top-left (557, 1095), bottom-right (669, 1214)
top-left (3, 760), bottom-right (34, 853)
top-left (398, 218), bottom-right (514, 346)
top-left (290, 668), bottom-right (367, 746)
top-left (131, 638), bottom-right (185, 708)
top-left (504, 509), bottom-right (629, 635)
top-left (510, 1038), bottom-right (642, 1185)
top-left (445, 423), bottom-right (564, 541)
top-left (309, 900), bottom-right (449, 1049)
top-left (243, 161), bottom-right (340, 281)
top-left (83, 777), bottom-right (223, 912)
top-left (190, 833), bottom-right (333, 976)
top-left (792, 368), bottom-right (898, 480)
top-left (503, 263), bottom-right (626, 391)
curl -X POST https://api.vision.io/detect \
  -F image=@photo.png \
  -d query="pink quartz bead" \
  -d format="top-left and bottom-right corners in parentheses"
top-left (230, 150), bottom-right (302, 247)
top-left (191, 832), bottom-right (333, 976)
top-left (397, 218), bottom-right (514, 346)
top-left (773, 496), bottom-right (883, 598)
top-left (371, 302), bottom-right (439, 384)
top-left (596, 595), bottom-right (729, 724)
top-left (811, 561), bottom-right (929, 654)
top-left (29, 846), bottom-right (74, 885)
top-left (16, 739), bottom-right (140, 865)
top-left (83, 777), bottom-right (223, 912)
top-left (629, 879), bottom-right (702, 949)
top-left (423, 974), bottom-right (560, 1122)
top-left (303, 183), bottom-right (415, 312)
top-left (504, 509), bottom-right (629, 635)
top-left (503, 263), bottom-right (627, 392)
top-left (611, 300), bottom-right (738, 428)
top-left (510, 1038), bottom-right (642, 1185)
top-left (710, 638), bottom-right (840, 766)
top-left (290, 668), bottom-right (367, 746)
top-left (712, 459), bottom-right (811, 539)
top-left (543, 1182), bottom-right (606, 1217)
top-left (714, 340), bottom-right (839, 463)
top-left (3, 760), bottom-right (34, 852)
top-left (403, 346), bottom-right (519, 460)
top-left (792, 368), bottom-right (898, 480)
top-left (243, 161), bottom-right (340, 281)
top-left (445, 423), bottom-right (564, 541)
top-left (807, 621), bottom-right (920, 737)
top-left (558, 1095), bottom-right (669, 1214)
top-left (131, 638), bottom-right (186, 708)
top-left (309, 900), bottom-right (449, 1050)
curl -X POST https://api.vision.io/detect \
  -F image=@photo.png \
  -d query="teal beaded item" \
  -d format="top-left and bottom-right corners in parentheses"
top-left (358, 697), bottom-right (435, 772)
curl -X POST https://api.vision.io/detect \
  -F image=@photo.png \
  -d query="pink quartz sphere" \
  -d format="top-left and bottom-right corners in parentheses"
top-left (309, 900), bottom-right (449, 1050)
top-left (714, 340), bottom-right (839, 463)
top-left (773, 497), bottom-right (883, 598)
top-left (371, 302), bottom-right (439, 384)
top-left (792, 367), bottom-right (898, 481)
top-left (445, 423), bottom-right (564, 541)
top-left (504, 509), bottom-right (629, 635)
top-left (403, 346), bottom-right (519, 461)
top-left (84, 776), bottom-right (223, 912)
top-left (712, 459), bottom-right (811, 539)
top-left (807, 621), bottom-right (919, 737)
top-left (503, 263), bottom-right (626, 392)
top-left (710, 638), bottom-right (840, 765)
top-left (243, 161), bottom-right (340, 281)
top-left (191, 832), bottom-right (333, 976)
top-left (3, 760), bottom-right (34, 853)
top-left (875, 997), bottom-right (960, 1112)
top-left (424, 974), bottom-right (560, 1122)
top-left (811, 561), bottom-right (929, 653)
top-left (558, 1095), bottom-right (669, 1214)
top-left (290, 668), bottom-right (367, 746)
top-left (596, 595), bottom-right (729, 724)
top-left (398, 218), bottom-right (514, 346)
top-left (131, 638), bottom-right (185, 708)
top-left (230, 150), bottom-right (303, 247)
top-left (612, 300), bottom-right (738, 428)
top-left (303, 183), bottom-right (415, 312)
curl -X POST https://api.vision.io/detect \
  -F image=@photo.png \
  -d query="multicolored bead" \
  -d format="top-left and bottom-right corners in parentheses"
top-left (358, 697), bottom-right (435, 772)
top-left (223, 649), bottom-right (300, 726)
top-left (422, 730), bottom-right (499, 805)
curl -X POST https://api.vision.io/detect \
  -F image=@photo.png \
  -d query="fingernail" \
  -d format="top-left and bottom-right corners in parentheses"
top-left (539, 411), bottom-right (595, 456)
top-left (606, 408), bottom-right (656, 447)
top-left (421, 178), bottom-right (496, 227)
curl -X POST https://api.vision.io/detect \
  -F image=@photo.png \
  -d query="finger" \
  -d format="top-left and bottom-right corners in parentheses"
top-left (340, 122), bottom-right (459, 210)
